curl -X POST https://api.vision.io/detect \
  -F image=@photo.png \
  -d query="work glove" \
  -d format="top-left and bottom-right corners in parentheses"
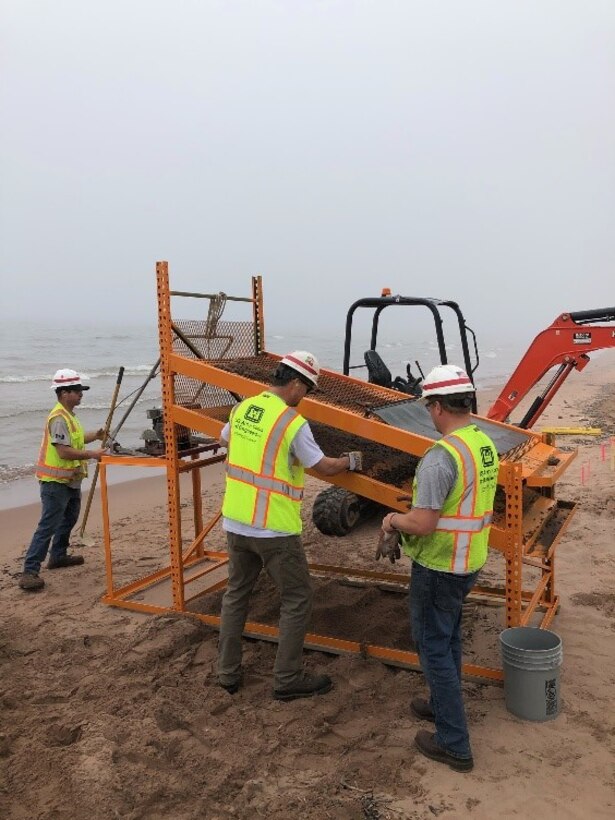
top-left (343, 451), bottom-right (363, 471)
top-left (375, 530), bottom-right (402, 564)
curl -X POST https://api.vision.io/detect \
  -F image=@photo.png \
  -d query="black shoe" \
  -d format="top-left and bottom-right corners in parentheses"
top-left (18, 571), bottom-right (45, 591)
top-left (47, 555), bottom-right (85, 570)
top-left (219, 679), bottom-right (241, 695)
top-left (414, 729), bottom-right (473, 772)
top-left (273, 673), bottom-right (332, 702)
top-left (411, 697), bottom-right (435, 722)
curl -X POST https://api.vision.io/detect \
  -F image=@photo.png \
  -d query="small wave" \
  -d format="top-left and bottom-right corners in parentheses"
top-left (0, 463), bottom-right (36, 484)
top-left (0, 365), bottom-right (158, 383)
top-left (0, 393), bottom-right (157, 420)
top-left (0, 374), bottom-right (52, 384)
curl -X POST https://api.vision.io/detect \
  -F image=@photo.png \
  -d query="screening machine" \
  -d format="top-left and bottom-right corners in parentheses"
top-left (98, 262), bottom-right (578, 682)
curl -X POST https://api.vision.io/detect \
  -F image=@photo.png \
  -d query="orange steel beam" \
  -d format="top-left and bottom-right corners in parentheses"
top-left (167, 352), bottom-right (555, 489)
top-left (183, 511), bottom-right (222, 562)
top-left (157, 262), bottom-right (185, 610)
top-left (520, 573), bottom-right (553, 626)
top-left (539, 597), bottom-right (560, 629)
top-left (168, 355), bottom-right (438, 457)
top-left (100, 463), bottom-right (114, 597)
top-left (184, 577), bottom-right (229, 604)
top-left (178, 453), bottom-right (226, 472)
top-left (252, 275), bottom-right (265, 355)
top-left (170, 401), bottom-right (521, 556)
top-left (191, 453), bottom-right (203, 555)
top-left (183, 559), bottom-right (229, 586)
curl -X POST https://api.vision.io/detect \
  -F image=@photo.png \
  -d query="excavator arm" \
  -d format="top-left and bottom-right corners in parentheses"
top-left (487, 307), bottom-right (615, 428)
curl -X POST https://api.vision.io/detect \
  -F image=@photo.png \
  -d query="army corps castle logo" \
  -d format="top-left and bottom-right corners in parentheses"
top-left (480, 446), bottom-right (495, 467)
top-left (245, 405), bottom-right (265, 424)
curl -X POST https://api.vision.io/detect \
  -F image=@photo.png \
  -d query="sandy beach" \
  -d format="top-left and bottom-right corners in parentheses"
top-left (1, 365), bottom-right (614, 820)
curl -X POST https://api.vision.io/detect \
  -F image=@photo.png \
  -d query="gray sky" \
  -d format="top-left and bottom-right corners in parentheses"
top-left (1, 0), bottom-right (613, 342)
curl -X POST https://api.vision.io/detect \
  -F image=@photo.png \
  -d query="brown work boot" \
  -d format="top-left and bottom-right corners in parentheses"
top-left (411, 697), bottom-right (435, 722)
top-left (47, 554), bottom-right (85, 570)
top-left (414, 729), bottom-right (474, 772)
top-left (18, 572), bottom-right (45, 591)
top-left (273, 673), bottom-right (332, 701)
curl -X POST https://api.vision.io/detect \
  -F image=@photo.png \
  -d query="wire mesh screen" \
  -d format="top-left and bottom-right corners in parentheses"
top-left (172, 319), bottom-right (256, 413)
top-left (212, 354), bottom-right (412, 416)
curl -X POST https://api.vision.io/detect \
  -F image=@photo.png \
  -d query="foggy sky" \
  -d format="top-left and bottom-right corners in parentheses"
top-left (1, 1), bottom-right (613, 342)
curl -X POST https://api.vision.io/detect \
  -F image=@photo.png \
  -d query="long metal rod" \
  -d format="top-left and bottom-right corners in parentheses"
top-left (79, 367), bottom-right (124, 538)
top-left (109, 322), bottom-right (210, 444)
top-left (109, 359), bottom-right (160, 441)
top-left (170, 290), bottom-right (253, 302)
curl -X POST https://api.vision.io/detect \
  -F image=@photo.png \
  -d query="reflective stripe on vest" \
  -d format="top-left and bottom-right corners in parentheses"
top-left (222, 393), bottom-right (306, 533)
top-left (36, 403), bottom-right (86, 483)
top-left (438, 432), bottom-right (492, 574)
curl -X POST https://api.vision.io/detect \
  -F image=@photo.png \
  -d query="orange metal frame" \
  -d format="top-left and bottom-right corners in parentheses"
top-left (98, 261), bottom-right (577, 684)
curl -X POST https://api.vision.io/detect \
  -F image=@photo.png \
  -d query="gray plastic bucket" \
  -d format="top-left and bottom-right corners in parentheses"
top-left (500, 627), bottom-right (562, 721)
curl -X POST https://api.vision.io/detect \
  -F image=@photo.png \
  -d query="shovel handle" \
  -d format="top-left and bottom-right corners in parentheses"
top-left (79, 367), bottom-right (125, 538)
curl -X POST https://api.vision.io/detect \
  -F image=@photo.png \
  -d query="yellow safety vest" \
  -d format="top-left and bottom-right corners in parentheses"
top-left (36, 402), bottom-right (87, 483)
top-left (402, 424), bottom-right (499, 573)
top-left (222, 392), bottom-right (307, 534)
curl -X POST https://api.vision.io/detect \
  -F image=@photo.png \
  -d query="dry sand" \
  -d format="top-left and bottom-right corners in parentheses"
top-left (1, 364), bottom-right (614, 819)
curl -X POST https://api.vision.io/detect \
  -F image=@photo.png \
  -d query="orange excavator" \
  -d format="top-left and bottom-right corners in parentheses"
top-left (486, 307), bottom-right (615, 427)
top-left (342, 295), bottom-right (615, 429)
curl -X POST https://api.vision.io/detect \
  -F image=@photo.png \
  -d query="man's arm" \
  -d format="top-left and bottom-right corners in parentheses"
top-left (50, 417), bottom-right (105, 461)
top-left (55, 444), bottom-right (105, 461)
top-left (291, 423), bottom-right (360, 476)
top-left (381, 447), bottom-right (457, 536)
top-left (220, 422), bottom-right (230, 446)
top-left (382, 507), bottom-right (440, 536)
top-left (311, 454), bottom-right (354, 477)
top-left (84, 428), bottom-right (105, 444)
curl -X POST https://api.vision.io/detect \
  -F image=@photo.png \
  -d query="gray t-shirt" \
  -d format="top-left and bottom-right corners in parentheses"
top-left (412, 445), bottom-right (458, 510)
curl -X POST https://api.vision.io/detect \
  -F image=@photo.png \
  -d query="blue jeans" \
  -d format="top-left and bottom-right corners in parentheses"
top-left (24, 482), bottom-right (82, 573)
top-left (409, 560), bottom-right (479, 759)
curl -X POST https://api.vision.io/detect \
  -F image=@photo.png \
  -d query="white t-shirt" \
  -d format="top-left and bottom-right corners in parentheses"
top-left (220, 418), bottom-right (324, 537)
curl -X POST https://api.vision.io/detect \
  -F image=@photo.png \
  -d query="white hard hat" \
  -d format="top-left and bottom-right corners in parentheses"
top-left (421, 364), bottom-right (474, 399)
top-left (280, 350), bottom-right (320, 387)
top-left (51, 368), bottom-right (90, 391)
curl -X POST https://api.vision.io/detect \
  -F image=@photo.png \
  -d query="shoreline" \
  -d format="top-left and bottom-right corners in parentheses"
top-left (0, 463), bottom-right (171, 512)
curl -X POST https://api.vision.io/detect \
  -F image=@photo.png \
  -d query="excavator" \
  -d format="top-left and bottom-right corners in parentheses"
top-left (312, 293), bottom-right (615, 536)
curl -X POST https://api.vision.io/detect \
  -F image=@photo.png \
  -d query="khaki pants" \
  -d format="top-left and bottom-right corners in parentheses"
top-left (217, 532), bottom-right (312, 689)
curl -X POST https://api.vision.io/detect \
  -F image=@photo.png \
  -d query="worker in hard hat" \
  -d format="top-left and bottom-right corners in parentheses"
top-left (18, 369), bottom-right (107, 592)
top-left (381, 365), bottom-right (499, 772)
top-left (218, 351), bottom-right (363, 701)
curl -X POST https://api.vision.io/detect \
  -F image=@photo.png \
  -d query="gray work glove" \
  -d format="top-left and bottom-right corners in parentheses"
top-left (343, 451), bottom-right (363, 471)
top-left (375, 530), bottom-right (402, 564)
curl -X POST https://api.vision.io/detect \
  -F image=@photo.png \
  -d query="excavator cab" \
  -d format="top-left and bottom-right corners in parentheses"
top-left (364, 350), bottom-right (423, 396)
top-left (343, 292), bottom-right (479, 408)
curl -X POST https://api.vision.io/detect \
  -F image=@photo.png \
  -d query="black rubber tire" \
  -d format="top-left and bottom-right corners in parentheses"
top-left (312, 486), bottom-right (362, 536)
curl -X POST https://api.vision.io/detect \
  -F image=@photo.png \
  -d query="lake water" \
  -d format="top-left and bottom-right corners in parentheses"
top-left (0, 315), bottom-right (526, 506)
